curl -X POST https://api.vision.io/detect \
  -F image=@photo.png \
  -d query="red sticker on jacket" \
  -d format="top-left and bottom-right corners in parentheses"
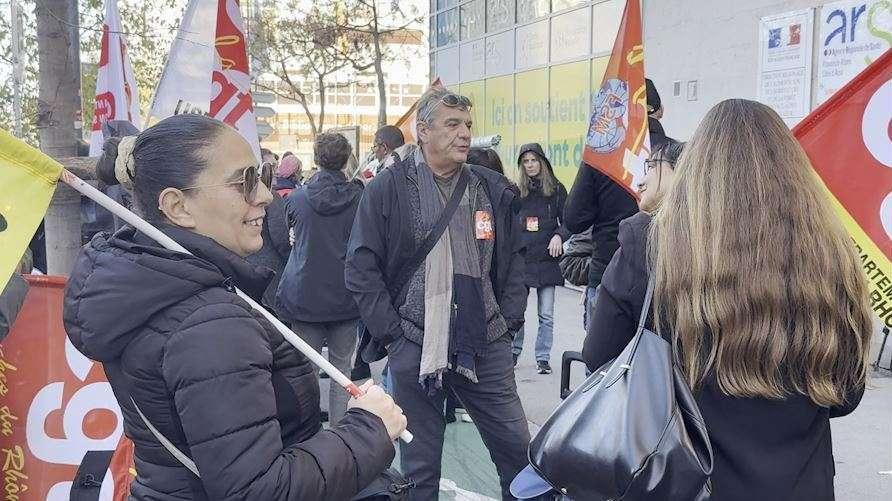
top-left (475, 211), bottom-right (494, 240)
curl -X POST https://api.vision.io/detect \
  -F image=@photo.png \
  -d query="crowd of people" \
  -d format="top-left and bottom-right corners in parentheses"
top-left (22, 80), bottom-right (869, 501)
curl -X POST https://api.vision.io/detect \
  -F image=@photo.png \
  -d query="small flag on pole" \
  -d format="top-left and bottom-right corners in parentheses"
top-left (89, 0), bottom-right (142, 156)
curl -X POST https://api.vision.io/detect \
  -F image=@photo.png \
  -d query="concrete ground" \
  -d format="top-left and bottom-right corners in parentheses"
top-left (325, 286), bottom-right (892, 500)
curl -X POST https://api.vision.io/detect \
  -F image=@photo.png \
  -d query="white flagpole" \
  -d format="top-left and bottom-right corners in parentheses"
top-left (59, 169), bottom-right (413, 443)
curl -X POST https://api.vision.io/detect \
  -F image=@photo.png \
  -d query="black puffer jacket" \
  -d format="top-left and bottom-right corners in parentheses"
top-left (63, 225), bottom-right (394, 500)
top-left (517, 143), bottom-right (570, 288)
top-left (246, 192), bottom-right (291, 314)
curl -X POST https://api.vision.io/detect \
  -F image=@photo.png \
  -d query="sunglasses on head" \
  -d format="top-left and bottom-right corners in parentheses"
top-left (420, 93), bottom-right (472, 123)
top-left (181, 162), bottom-right (275, 204)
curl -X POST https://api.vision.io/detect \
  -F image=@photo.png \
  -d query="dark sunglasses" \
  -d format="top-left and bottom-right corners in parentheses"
top-left (182, 162), bottom-right (274, 204)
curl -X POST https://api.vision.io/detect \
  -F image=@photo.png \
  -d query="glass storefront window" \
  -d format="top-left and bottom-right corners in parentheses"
top-left (486, 0), bottom-right (515, 33)
top-left (516, 0), bottom-right (548, 24)
top-left (461, 0), bottom-right (485, 40)
top-left (437, 8), bottom-right (459, 46)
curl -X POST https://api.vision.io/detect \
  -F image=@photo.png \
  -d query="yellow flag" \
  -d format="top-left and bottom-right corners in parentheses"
top-left (0, 128), bottom-right (62, 288)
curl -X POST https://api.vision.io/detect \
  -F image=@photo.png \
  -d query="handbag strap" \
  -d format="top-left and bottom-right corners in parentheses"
top-left (130, 396), bottom-right (201, 477)
top-left (390, 166), bottom-right (470, 304)
top-left (69, 450), bottom-right (115, 500)
top-left (624, 277), bottom-right (656, 366)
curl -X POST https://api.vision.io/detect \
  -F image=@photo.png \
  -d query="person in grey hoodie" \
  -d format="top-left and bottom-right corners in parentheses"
top-left (277, 132), bottom-right (365, 424)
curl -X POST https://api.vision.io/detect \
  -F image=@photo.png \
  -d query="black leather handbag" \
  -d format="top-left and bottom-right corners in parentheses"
top-left (527, 279), bottom-right (713, 500)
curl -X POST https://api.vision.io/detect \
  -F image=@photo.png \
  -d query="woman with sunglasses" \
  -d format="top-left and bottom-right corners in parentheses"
top-left (63, 114), bottom-right (405, 500)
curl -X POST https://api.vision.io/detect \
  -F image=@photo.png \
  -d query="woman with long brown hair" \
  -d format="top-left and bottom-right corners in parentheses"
top-left (514, 143), bottom-right (570, 374)
top-left (583, 99), bottom-right (873, 500)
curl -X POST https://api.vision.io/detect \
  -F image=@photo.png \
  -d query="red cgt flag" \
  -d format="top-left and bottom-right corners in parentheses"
top-left (582, 0), bottom-right (648, 198)
top-left (792, 49), bottom-right (892, 329)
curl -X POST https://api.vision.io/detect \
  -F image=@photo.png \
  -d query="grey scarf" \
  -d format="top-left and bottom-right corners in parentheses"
top-left (414, 148), bottom-right (482, 389)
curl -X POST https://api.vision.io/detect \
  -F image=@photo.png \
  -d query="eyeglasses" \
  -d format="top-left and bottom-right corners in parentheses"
top-left (419, 93), bottom-right (472, 124)
top-left (181, 162), bottom-right (274, 204)
top-left (644, 158), bottom-right (674, 174)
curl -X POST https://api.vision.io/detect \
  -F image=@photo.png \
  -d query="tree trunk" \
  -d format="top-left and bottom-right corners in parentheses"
top-left (317, 74), bottom-right (326, 134)
top-left (371, 6), bottom-right (387, 127)
top-left (374, 34), bottom-right (387, 128)
top-left (35, 0), bottom-right (83, 276)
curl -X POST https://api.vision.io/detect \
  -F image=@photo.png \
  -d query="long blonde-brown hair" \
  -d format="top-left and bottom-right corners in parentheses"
top-left (518, 149), bottom-right (557, 198)
top-left (650, 99), bottom-right (872, 407)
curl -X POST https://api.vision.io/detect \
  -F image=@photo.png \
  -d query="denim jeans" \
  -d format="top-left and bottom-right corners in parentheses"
top-left (512, 286), bottom-right (555, 362)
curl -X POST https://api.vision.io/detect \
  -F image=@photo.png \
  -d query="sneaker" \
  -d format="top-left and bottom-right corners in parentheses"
top-left (536, 361), bottom-right (552, 374)
top-left (513, 353), bottom-right (520, 366)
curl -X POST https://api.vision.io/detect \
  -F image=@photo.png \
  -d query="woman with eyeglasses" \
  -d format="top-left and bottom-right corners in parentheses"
top-left (63, 114), bottom-right (405, 500)
top-left (637, 139), bottom-right (685, 213)
top-left (582, 100), bottom-right (871, 499)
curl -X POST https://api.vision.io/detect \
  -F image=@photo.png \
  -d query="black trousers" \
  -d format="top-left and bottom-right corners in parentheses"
top-left (389, 334), bottom-right (531, 500)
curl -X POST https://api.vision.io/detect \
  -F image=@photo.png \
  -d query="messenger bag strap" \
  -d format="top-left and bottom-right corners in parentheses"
top-left (390, 166), bottom-right (470, 305)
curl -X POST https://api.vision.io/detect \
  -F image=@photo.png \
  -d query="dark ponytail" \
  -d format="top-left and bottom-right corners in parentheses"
top-left (96, 114), bottom-right (230, 222)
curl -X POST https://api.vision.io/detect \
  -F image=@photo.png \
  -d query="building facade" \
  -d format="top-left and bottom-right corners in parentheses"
top-left (429, 0), bottom-right (891, 185)
top-left (256, 0), bottom-right (429, 167)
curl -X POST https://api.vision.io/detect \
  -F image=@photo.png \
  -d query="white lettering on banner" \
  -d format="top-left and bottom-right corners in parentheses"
top-left (26, 382), bottom-right (123, 465)
top-left (210, 71), bottom-right (254, 127)
top-left (862, 79), bottom-right (892, 239)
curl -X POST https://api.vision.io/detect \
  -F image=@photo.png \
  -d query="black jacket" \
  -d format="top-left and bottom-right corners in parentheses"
top-left (246, 193), bottom-right (290, 314)
top-left (584, 212), bottom-right (864, 501)
top-left (563, 163), bottom-right (638, 288)
top-left (345, 159), bottom-right (527, 346)
top-left (63, 226), bottom-right (393, 500)
top-left (277, 170), bottom-right (363, 323)
top-left (516, 144), bottom-right (570, 288)
top-left (0, 273), bottom-right (28, 342)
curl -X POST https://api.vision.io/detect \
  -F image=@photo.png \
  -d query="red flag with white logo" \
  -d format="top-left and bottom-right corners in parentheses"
top-left (89, 0), bottom-right (141, 156)
top-left (793, 49), bottom-right (892, 328)
top-left (581, 0), bottom-right (648, 198)
top-left (149, 0), bottom-right (260, 158)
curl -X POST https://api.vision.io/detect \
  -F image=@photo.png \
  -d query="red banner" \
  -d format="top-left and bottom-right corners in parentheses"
top-left (1, 276), bottom-right (133, 499)
top-left (792, 49), bottom-right (892, 327)
top-left (581, 0), bottom-right (648, 198)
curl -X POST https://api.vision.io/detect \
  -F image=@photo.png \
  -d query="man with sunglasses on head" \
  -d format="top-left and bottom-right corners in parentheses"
top-left (346, 88), bottom-right (530, 500)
